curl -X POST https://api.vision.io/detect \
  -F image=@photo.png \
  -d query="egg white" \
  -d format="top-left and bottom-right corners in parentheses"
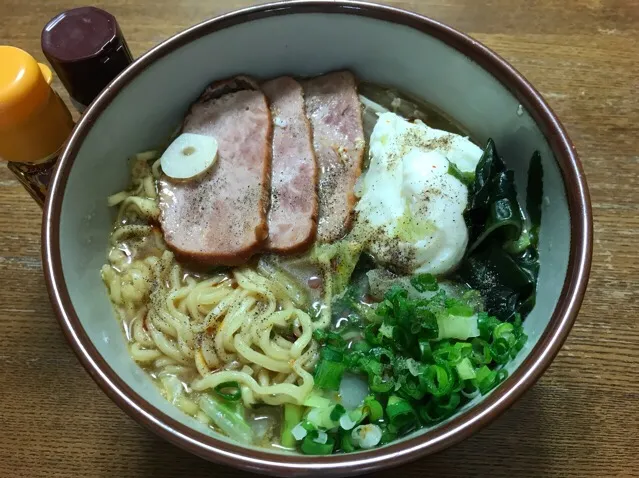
top-left (354, 112), bottom-right (483, 275)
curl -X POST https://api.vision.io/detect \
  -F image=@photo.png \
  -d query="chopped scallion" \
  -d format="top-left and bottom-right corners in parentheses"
top-left (330, 404), bottom-right (346, 421)
top-left (410, 273), bottom-right (439, 292)
top-left (385, 396), bottom-right (417, 429)
top-left (363, 397), bottom-right (384, 422)
top-left (339, 429), bottom-right (356, 452)
top-left (314, 358), bottom-right (346, 391)
top-left (456, 357), bottom-right (477, 380)
top-left (351, 424), bottom-right (383, 449)
top-left (213, 381), bottom-right (241, 401)
top-left (281, 404), bottom-right (303, 448)
top-left (301, 431), bottom-right (335, 455)
top-left (291, 422), bottom-right (308, 441)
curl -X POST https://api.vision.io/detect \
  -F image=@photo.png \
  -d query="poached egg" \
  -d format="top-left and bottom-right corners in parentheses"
top-left (354, 112), bottom-right (482, 275)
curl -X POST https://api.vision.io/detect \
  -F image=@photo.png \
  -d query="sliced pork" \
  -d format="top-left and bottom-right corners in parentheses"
top-left (262, 76), bottom-right (318, 253)
top-left (158, 76), bottom-right (272, 265)
top-left (302, 71), bottom-right (365, 243)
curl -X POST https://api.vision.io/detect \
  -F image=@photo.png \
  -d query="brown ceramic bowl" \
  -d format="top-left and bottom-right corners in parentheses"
top-left (40, 1), bottom-right (592, 476)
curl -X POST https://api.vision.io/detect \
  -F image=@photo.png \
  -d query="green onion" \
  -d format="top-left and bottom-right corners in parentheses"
top-left (301, 431), bottom-right (335, 455)
top-left (453, 341), bottom-right (473, 359)
top-left (321, 346), bottom-right (344, 362)
top-left (462, 380), bottom-right (480, 397)
top-left (410, 273), bottom-right (439, 292)
top-left (418, 338), bottom-right (433, 362)
top-left (418, 405), bottom-right (437, 424)
top-left (199, 395), bottom-right (252, 445)
top-left (447, 161), bottom-right (475, 186)
top-left (456, 357), bottom-right (477, 380)
top-left (313, 329), bottom-right (347, 348)
top-left (418, 392), bottom-right (462, 424)
top-left (445, 297), bottom-right (475, 317)
top-left (213, 381), bottom-right (241, 401)
top-left (405, 358), bottom-right (423, 376)
top-left (339, 429), bottom-right (356, 452)
top-left (514, 332), bottom-right (528, 355)
top-left (315, 270), bottom-right (530, 446)
top-left (435, 393), bottom-right (461, 420)
top-left (433, 341), bottom-right (471, 364)
top-left (475, 365), bottom-right (501, 394)
top-left (470, 338), bottom-right (492, 365)
top-left (351, 424), bottom-right (383, 449)
top-left (281, 404), bottom-right (303, 448)
top-left (437, 315), bottom-right (480, 340)
top-left (369, 375), bottom-right (394, 393)
top-left (314, 348), bottom-right (346, 391)
top-left (379, 424), bottom-right (398, 445)
top-left (419, 364), bottom-right (454, 397)
top-left (434, 392), bottom-right (461, 414)
top-left (349, 408), bottom-right (365, 424)
top-left (358, 356), bottom-right (383, 376)
top-left (504, 228), bottom-right (533, 254)
top-left (490, 337), bottom-right (513, 364)
top-left (365, 324), bottom-right (382, 346)
top-left (415, 307), bottom-right (438, 339)
top-left (448, 303), bottom-right (475, 317)
top-left (386, 396), bottom-right (417, 429)
top-left (493, 322), bottom-right (515, 340)
top-left (475, 365), bottom-right (492, 382)
top-left (378, 323), bottom-right (394, 339)
top-left (400, 376), bottom-right (425, 400)
top-left (330, 404), bottom-right (346, 421)
top-left (363, 396), bottom-right (384, 422)
top-left (372, 347), bottom-right (394, 365)
top-left (375, 300), bottom-right (391, 319)
top-left (301, 420), bottom-right (317, 432)
top-left (352, 340), bottom-right (372, 353)
top-left (477, 313), bottom-right (502, 340)
top-left (303, 393), bottom-right (333, 409)
top-left (312, 328), bottom-right (327, 342)
top-left (306, 405), bottom-right (337, 430)
top-left (314, 360), bottom-right (345, 390)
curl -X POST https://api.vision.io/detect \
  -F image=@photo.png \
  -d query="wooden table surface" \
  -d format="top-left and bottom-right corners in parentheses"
top-left (1, 0), bottom-right (638, 477)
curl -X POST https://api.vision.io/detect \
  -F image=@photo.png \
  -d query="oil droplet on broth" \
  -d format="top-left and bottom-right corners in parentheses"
top-left (307, 276), bottom-right (322, 289)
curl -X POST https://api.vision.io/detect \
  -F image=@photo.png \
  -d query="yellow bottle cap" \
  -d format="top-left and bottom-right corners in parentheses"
top-left (0, 46), bottom-right (53, 128)
top-left (0, 46), bottom-right (73, 163)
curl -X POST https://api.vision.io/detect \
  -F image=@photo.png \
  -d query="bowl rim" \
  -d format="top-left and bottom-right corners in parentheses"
top-left (42, 1), bottom-right (593, 475)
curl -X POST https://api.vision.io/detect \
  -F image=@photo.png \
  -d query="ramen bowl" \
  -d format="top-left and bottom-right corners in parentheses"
top-left (40, 1), bottom-right (592, 476)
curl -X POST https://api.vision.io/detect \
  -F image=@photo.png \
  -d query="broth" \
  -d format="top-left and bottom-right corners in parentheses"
top-left (101, 74), bottom-right (538, 454)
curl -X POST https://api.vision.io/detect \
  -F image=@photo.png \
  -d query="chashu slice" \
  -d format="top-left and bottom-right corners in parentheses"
top-left (302, 71), bottom-right (365, 243)
top-left (262, 76), bottom-right (318, 253)
top-left (158, 76), bottom-right (272, 266)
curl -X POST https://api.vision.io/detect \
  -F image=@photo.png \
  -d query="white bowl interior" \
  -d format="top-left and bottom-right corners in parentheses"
top-left (58, 12), bottom-right (570, 451)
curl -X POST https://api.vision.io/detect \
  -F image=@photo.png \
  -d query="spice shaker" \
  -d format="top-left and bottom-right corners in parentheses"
top-left (41, 6), bottom-right (133, 112)
top-left (0, 46), bottom-right (75, 205)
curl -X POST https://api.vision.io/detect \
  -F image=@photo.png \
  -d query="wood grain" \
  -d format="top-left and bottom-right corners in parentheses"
top-left (1, 1), bottom-right (637, 477)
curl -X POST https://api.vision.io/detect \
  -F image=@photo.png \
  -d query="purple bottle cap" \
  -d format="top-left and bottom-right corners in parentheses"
top-left (41, 7), bottom-right (133, 111)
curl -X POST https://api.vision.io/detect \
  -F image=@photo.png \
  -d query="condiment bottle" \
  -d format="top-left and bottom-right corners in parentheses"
top-left (0, 46), bottom-right (75, 206)
top-left (41, 6), bottom-right (133, 112)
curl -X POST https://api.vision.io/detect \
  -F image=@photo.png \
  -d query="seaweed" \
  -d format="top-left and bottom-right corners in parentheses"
top-left (458, 140), bottom-right (543, 322)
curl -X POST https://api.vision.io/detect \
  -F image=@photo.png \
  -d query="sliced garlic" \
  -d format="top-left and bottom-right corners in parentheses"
top-left (160, 133), bottom-right (218, 180)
